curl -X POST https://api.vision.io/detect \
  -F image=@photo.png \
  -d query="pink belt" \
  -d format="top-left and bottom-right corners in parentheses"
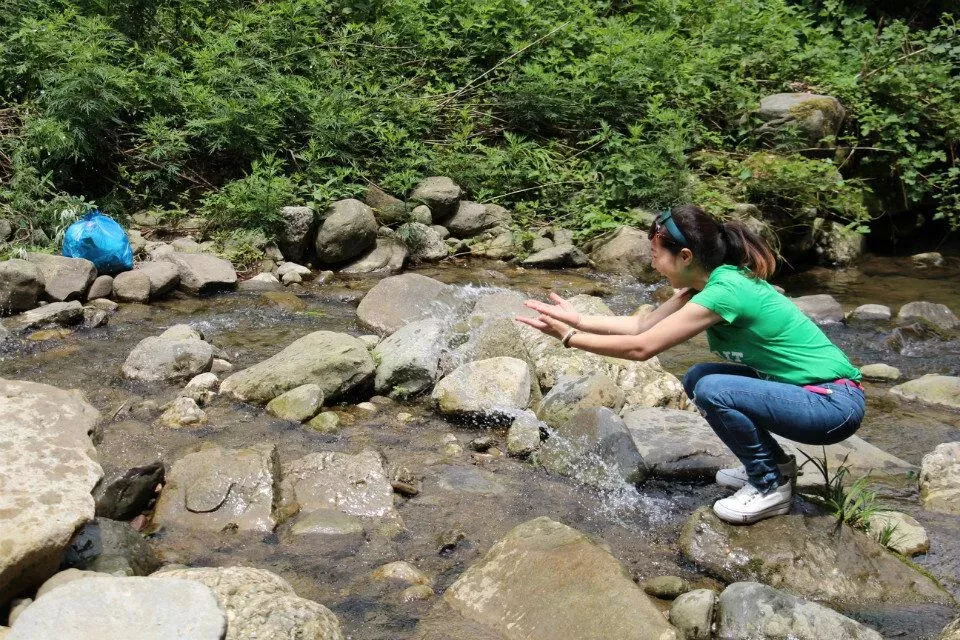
top-left (803, 378), bottom-right (864, 395)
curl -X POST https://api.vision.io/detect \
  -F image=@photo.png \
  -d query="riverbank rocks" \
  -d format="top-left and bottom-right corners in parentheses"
top-left (281, 450), bottom-right (398, 525)
top-left (356, 273), bottom-right (457, 335)
top-left (160, 252), bottom-right (237, 295)
top-left (866, 511), bottom-right (930, 556)
top-left (521, 244), bottom-right (589, 268)
top-left (220, 331), bottom-right (374, 404)
top-left (897, 301), bottom-right (960, 332)
top-left (373, 318), bottom-right (445, 398)
top-left (0, 259), bottom-right (41, 313)
top-left (410, 177), bottom-right (463, 222)
top-left (622, 408), bottom-right (738, 479)
top-left (717, 582), bottom-right (882, 640)
top-left (86, 275), bottom-right (113, 300)
top-left (25, 253), bottom-right (97, 301)
top-left (891, 375), bottom-right (960, 410)
top-left (365, 184), bottom-right (406, 225)
top-left (757, 93), bottom-right (846, 145)
top-left (445, 201), bottom-right (511, 238)
top-left (582, 226), bottom-right (654, 280)
top-left (860, 363), bottom-right (900, 381)
top-left (315, 198), bottom-right (377, 264)
top-left (135, 261), bottom-right (180, 298)
top-left (679, 507), bottom-right (951, 606)
top-left (920, 442), bottom-right (960, 515)
top-left (432, 357), bottom-right (532, 424)
top-left (7, 576), bottom-right (227, 640)
top-left (153, 444), bottom-right (281, 533)
top-left (3, 300), bottom-right (83, 334)
top-left (266, 383), bottom-right (324, 422)
top-left (277, 205), bottom-right (315, 262)
top-left (0, 379), bottom-right (102, 606)
top-left (669, 589), bottom-right (715, 640)
top-left (414, 517), bottom-right (678, 640)
top-left (122, 324), bottom-right (213, 382)
top-left (340, 237), bottom-right (408, 274)
top-left (112, 270), bottom-right (151, 303)
top-left (400, 223), bottom-right (449, 262)
top-left (154, 565), bottom-right (344, 640)
top-left (848, 304), bottom-right (891, 324)
top-left (792, 293), bottom-right (844, 323)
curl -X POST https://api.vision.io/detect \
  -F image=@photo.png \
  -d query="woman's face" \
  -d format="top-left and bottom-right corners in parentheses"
top-left (650, 233), bottom-right (690, 287)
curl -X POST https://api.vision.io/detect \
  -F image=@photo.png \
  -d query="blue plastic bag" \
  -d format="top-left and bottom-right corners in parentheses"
top-left (62, 211), bottom-right (134, 274)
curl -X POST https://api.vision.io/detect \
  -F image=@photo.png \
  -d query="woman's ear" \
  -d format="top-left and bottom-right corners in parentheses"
top-left (679, 247), bottom-right (694, 265)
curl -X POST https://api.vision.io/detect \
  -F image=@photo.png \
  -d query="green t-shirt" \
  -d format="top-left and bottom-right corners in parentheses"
top-left (689, 264), bottom-right (861, 385)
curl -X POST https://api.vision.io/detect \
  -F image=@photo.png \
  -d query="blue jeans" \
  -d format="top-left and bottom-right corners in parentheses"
top-left (682, 363), bottom-right (866, 493)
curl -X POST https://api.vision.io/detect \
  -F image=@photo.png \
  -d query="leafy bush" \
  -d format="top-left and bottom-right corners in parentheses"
top-left (200, 157), bottom-right (296, 235)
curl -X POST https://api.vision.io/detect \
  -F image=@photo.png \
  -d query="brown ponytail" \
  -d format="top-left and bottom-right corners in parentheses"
top-left (721, 220), bottom-right (776, 280)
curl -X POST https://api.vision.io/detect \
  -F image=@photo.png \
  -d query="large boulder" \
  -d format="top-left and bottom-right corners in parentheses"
top-left (622, 408), bottom-right (738, 479)
top-left (7, 576), bottom-right (226, 640)
top-left (791, 294), bottom-right (844, 323)
top-left (134, 261), bottom-right (180, 298)
top-left (61, 518), bottom-right (160, 577)
top-left (315, 198), bottom-right (377, 264)
top-left (716, 582), bottom-right (883, 640)
top-left (432, 357), bottom-right (533, 424)
top-left (121, 324), bottom-right (213, 383)
top-left (24, 254), bottom-right (97, 301)
top-left (281, 450), bottom-right (398, 522)
top-left (0, 259), bottom-right (42, 314)
top-left (160, 252), bottom-right (237, 295)
top-left (0, 379), bottom-right (102, 606)
top-left (364, 184), bottom-right (406, 225)
top-left (757, 93), bottom-right (846, 145)
top-left (397, 222), bottom-right (449, 262)
top-left (521, 245), bottom-right (589, 269)
top-left (339, 237), bottom-right (408, 274)
top-left (152, 444), bottom-right (281, 533)
top-left (812, 219), bottom-right (864, 267)
top-left (277, 205), bottom-right (316, 262)
top-left (3, 301), bottom-right (84, 334)
top-left (891, 375), bottom-right (960, 410)
top-left (373, 318), bottom-right (445, 398)
top-left (583, 226), bottom-right (654, 280)
top-left (356, 273), bottom-right (458, 335)
top-left (679, 507), bottom-right (951, 607)
top-left (445, 201), bottom-right (511, 238)
top-left (414, 517), bottom-right (678, 640)
top-left (410, 177), bottom-right (463, 222)
top-left (896, 301), bottom-right (960, 333)
top-left (220, 330), bottom-right (374, 404)
top-left (111, 270), bottom-right (151, 303)
top-left (153, 565), bottom-right (344, 640)
top-left (536, 373), bottom-right (625, 430)
top-left (919, 442), bottom-right (960, 516)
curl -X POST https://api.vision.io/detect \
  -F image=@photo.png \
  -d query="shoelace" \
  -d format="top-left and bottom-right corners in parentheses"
top-left (733, 484), bottom-right (762, 503)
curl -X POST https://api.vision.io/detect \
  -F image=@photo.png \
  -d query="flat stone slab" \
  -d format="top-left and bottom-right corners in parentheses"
top-left (8, 576), bottom-right (225, 640)
top-left (0, 379), bottom-right (102, 606)
top-left (436, 465), bottom-right (508, 496)
top-left (282, 450), bottom-right (398, 521)
top-left (622, 408), bottom-right (738, 479)
top-left (3, 301), bottom-right (84, 334)
top-left (891, 375), bottom-right (960, 410)
top-left (778, 434), bottom-right (916, 487)
top-left (24, 254), bottom-right (96, 301)
top-left (160, 252), bottom-right (237, 295)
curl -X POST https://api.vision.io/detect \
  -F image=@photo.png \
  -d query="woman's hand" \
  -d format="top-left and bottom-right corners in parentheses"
top-left (522, 292), bottom-right (581, 327)
top-left (514, 312), bottom-right (570, 340)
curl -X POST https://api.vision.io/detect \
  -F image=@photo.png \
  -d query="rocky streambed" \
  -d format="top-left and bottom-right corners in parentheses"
top-left (1, 253), bottom-right (959, 640)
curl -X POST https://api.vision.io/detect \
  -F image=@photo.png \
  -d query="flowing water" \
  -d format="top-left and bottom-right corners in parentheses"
top-left (2, 254), bottom-right (959, 638)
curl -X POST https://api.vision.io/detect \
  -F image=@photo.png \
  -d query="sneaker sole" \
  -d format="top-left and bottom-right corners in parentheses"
top-left (713, 500), bottom-right (791, 524)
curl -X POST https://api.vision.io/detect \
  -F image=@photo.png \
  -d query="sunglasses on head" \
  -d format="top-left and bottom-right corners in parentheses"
top-left (648, 209), bottom-right (688, 247)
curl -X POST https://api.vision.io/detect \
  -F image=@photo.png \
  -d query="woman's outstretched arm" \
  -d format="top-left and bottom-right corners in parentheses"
top-left (524, 288), bottom-right (694, 335)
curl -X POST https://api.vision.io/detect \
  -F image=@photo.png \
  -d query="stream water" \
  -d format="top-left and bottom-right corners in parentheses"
top-left (2, 254), bottom-right (959, 639)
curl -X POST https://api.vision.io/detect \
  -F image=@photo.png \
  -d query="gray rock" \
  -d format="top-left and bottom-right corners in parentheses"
top-left (238, 272), bottom-right (283, 292)
top-left (397, 222), bottom-right (448, 262)
top-left (307, 411), bottom-right (341, 434)
top-left (159, 396), bottom-right (207, 427)
top-left (373, 318), bottom-right (445, 398)
top-left (3, 301), bottom-right (84, 334)
top-left (364, 184), bottom-right (407, 225)
top-left (0, 218), bottom-right (12, 241)
top-left (281, 270), bottom-right (302, 284)
top-left (540, 407), bottom-right (647, 485)
top-left (266, 383), bottom-right (324, 422)
top-left (866, 511), bottom-right (930, 556)
top-left (414, 517), bottom-right (677, 640)
top-left (432, 357), bottom-right (533, 424)
top-left (777, 434), bottom-right (915, 487)
top-left (437, 464), bottom-right (507, 496)
top-left (276, 262), bottom-right (311, 278)
top-left (220, 331), bottom-right (374, 404)
top-left (791, 293), bottom-right (844, 323)
top-left (717, 582), bottom-right (882, 640)
top-left (408, 204), bottom-right (432, 224)
top-left (813, 218), bottom-right (864, 267)
top-left (410, 177), bottom-right (463, 222)
top-left (160, 252), bottom-right (237, 295)
top-left (134, 261), bottom-right (180, 298)
top-left (553, 227), bottom-right (574, 246)
top-left (24, 254), bottom-right (97, 301)
top-left (126, 229), bottom-right (146, 255)
top-left (291, 509), bottom-right (365, 537)
top-left (34, 568), bottom-right (111, 599)
top-left (356, 273), bottom-right (456, 335)
top-left (153, 444), bottom-right (281, 533)
top-left (536, 373), bottom-right (625, 430)
top-left (669, 589), bottom-right (715, 640)
top-left (121, 325), bottom-right (213, 382)
top-left (171, 237), bottom-right (203, 253)
top-left (757, 93), bottom-right (846, 145)
top-left (62, 518), bottom-right (159, 577)
top-left (315, 198), bottom-right (377, 264)
top-left (372, 561), bottom-right (432, 586)
top-left (920, 442), bottom-right (960, 515)
top-left (941, 618), bottom-right (960, 640)
top-left (0, 259), bottom-right (42, 314)
top-left (913, 252), bottom-right (944, 268)
top-left (340, 237), bottom-right (409, 274)
top-left (112, 270), bottom-right (151, 303)
top-left (897, 301), bottom-right (960, 332)
top-left (445, 201), bottom-right (511, 238)
top-left (642, 576), bottom-right (689, 599)
top-left (583, 226), bottom-right (654, 280)
top-left (859, 363), bottom-right (900, 381)
top-left (521, 244), bottom-right (589, 268)
top-left (506, 410), bottom-right (543, 457)
top-left (679, 507), bottom-right (951, 607)
top-left (474, 229), bottom-right (516, 259)
top-left (531, 236), bottom-right (554, 251)
top-left (622, 408), bottom-right (738, 479)
top-left (86, 275), bottom-right (113, 300)
top-left (93, 462), bottom-right (164, 520)
top-left (153, 566), bottom-right (344, 640)
top-left (431, 224), bottom-right (450, 240)
top-left (8, 576), bottom-right (226, 640)
top-left (87, 297), bottom-right (118, 312)
top-left (282, 450), bottom-right (398, 521)
top-left (0, 380), bottom-right (102, 608)
top-left (891, 375), bottom-right (960, 410)
top-left (847, 304), bottom-right (891, 323)
top-left (277, 205), bottom-right (315, 262)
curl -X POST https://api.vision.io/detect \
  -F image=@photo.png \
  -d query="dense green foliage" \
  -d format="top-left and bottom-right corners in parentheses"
top-left (1, 0), bottom-right (957, 247)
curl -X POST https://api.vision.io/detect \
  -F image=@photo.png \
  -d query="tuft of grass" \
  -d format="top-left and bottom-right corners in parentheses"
top-left (796, 448), bottom-right (882, 533)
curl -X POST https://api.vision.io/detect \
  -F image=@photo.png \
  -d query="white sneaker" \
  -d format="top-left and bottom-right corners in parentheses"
top-left (715, 456), bottom-right (797, 490)
top-left (713, 482), bottom-right (792, 524)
